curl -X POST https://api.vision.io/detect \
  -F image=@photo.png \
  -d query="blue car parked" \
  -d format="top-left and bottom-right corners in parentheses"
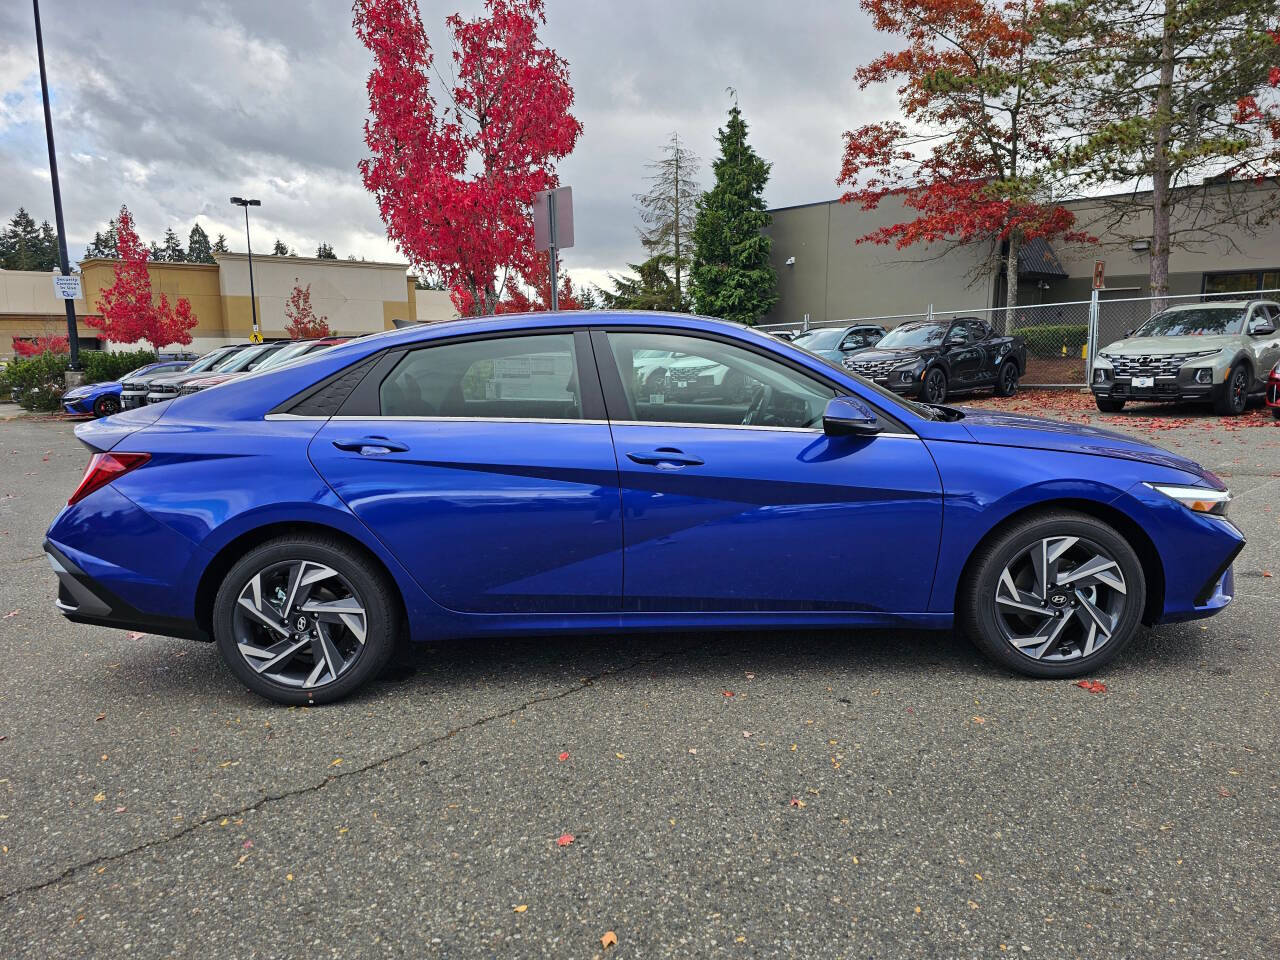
top-left (44, 313), bottom-right (1244, 704)
top-left (62, 360), bottom-right (193, 418)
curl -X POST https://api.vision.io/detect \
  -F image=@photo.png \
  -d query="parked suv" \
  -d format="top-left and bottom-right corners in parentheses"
top-left (123, 345), bottom-right (247, 409)
top-left (1091, 300), bottom-right (1280, 415)
top-left (145, 343), bottom-right (261, 404)
top-left (792, 323), bottom-right (887, 363)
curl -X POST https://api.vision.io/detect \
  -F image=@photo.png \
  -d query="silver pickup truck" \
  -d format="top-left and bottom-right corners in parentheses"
top-left (1091, 299), bottom-right (1280, 415)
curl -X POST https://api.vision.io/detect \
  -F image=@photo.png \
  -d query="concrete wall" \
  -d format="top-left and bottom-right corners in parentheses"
top-left (764, 195), bottom-right (995, 326)
top-left (415, 288), bottom-right (456, 323)
top-left (0, 268), bottom-right (98, 351)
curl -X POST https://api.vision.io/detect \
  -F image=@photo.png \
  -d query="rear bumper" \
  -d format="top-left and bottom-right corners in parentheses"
top-left (44, 540), bottom-right (208, 640)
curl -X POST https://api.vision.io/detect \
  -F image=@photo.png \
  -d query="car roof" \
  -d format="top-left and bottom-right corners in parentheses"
top-left (1162, 300), bottom-right (1269, 311)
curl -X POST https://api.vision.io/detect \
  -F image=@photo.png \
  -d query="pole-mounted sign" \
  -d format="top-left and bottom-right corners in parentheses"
top-left (533, 186), bottom-right (574, 311)
top-left (1092, 259), bottom-right (1106, 290)
top-left (52, 273), bottom-right (81, 300)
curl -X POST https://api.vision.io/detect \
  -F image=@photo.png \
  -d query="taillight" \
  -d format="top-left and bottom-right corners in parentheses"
top-left (68, 452), bottom-right (151, 506)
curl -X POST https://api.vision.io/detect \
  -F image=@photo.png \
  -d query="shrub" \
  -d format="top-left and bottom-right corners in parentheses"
top-left (82, 348), bottom-right (157, 384)
top-left (7, 351), bottom-right (69, 411)
top-left (1014, 322), bottom-right (1089, 358)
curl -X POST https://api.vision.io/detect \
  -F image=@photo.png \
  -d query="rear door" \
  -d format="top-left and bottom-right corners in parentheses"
top-left (308, 330), bottom-right (623, 613)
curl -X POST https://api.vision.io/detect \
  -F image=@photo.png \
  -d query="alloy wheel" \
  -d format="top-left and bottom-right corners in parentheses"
top-left (992, 535), bottom-right (1127, 661)
top-left (232, 559), bottom-right (368, 689)
top-left (1231, 368), bottom-right (1247, 411)
top-left (999, 364), bottom-right (1017, 395)
top-left (924, 369), bottom-right (946, 403)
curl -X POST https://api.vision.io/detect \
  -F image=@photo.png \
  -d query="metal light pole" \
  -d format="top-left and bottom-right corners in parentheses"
top-left (32, 0), bottom-right (80, 370)
top-left (229, 197), bottom-right (261, 341)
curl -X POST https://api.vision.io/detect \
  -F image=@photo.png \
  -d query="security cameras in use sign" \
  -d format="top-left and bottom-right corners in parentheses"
top-left (52, 274), bottom-right (82, 300)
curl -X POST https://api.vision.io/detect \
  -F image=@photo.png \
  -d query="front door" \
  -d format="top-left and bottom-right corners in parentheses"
top-left (595, 329), bottom-right (943, 613)
top-left (308, 331), bottom-right (622, 613)
top-left (943, 321), bottom-right (984, 387)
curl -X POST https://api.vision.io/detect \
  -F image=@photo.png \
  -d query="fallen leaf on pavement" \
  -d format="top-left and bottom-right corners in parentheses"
top-left (558, 751), bottom-right (569, 762)
top-left (556, 833), bottom-right (574, 847)
top-left (2, 610), bottom-right (18, 619)
top-left (126, 631), bottom-right (146, 640)
top-left (722, 690), bottom-right (734, 697)
top-left (1075, 680), bottom-right (1107, 694)
top-left (513, 904), bottom-right (528, 913)
top-left (601, 931), bottom-right (618, 949)
top-left (790, 797), bottom-right (806, 808)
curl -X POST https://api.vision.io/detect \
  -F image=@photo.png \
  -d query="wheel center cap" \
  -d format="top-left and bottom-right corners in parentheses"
top-left (1048, 592), bottom-right (1069, 608)
top-left (295, 616), bottom-right (308, 631)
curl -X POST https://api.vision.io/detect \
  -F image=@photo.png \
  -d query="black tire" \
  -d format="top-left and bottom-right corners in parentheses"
top-left (922, 367), bottom-right (948, 404)
top-left (1213, 363), bottom-right (1249, 416)
top-left (1272, 405), bottom-right (1280, 420)
top-left (1094, 395), bottom-right (1126, 412)
top-left (960, 510), bottom-right (1146, 678)
top-left (93, 394), bottom-right (121, 417)
top-left (212, 534), bottom-right (400, 705)
top-left (993, 361), bottom-right (1020, 398)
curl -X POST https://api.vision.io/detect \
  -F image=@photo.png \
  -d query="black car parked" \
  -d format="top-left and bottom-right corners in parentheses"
top-left (844, 317), bottom-right (1026, 403)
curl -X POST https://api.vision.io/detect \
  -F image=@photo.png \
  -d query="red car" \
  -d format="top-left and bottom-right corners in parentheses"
top-left (1267, 360), bottom-right (1280, 419)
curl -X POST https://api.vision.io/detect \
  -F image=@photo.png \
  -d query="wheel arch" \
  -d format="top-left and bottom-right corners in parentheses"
top-left (953, 498), bottom-right (1165, 625)
top-left (194, 520), bottom-right (411, 641)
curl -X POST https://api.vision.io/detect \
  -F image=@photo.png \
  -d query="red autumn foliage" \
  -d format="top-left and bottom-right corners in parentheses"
top-left (1075, 680), bottom-right (1108, 694)
top-left (838, 1), bottom-right (1088, 259)
top-left (12, 335), bottom-right (69, 356)
top-left (283, 283), bottom-right (331, 339)
top-left (87, 206), bottom-right (198, 348)
top-left (454, 251), bottom-right (583, 315)
top-left (353, 0), bottom-right (582, 316)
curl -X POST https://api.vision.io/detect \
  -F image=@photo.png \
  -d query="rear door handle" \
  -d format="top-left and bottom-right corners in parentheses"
top-left (332, 436), bottom-right (409, 455)
top-left (626, 447), bottom-right (704, 468)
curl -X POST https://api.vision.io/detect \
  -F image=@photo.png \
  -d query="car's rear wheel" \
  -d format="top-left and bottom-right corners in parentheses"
top-left (960, 511), bottom-right (1146, 678)
top-left (1094, 395), bottom-right (1125, 412)
top-left (922, 367), bottom-right (948, 404)
top-left (993, 361), bottom-right (1020, 397)
top-left (1213, 363), bottom-right (1248, 416)
top-left (212, 535), bottom-right (399, 705)
top-left (93, 394), bottom-right (121, 417)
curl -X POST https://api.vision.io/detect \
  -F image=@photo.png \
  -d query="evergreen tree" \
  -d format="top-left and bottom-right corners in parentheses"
top-left (37, 220), bottom-right (60, 271)
top-left (211, 233), bottom-right (230, 255)
top-left (315, 242), bottom-right (337, 259)
top-left (148, 241), bottom-right (165, 262)
top-left (85, 217), bottom-right (121, 259)
top-left (187, 223), bottom-right (214, 263)
top-left (160, 227), bottom-right (186, 262)
top-left (690, 104), bottom-right (777, 325)
top-left (634, 133), bottom-right (700, 308)
top-left (597, 255), bottom-right (684, 311)
top-left (272, 239), bottom-right (291, 256)
top-left (0, 208), bottom-right (53, 271)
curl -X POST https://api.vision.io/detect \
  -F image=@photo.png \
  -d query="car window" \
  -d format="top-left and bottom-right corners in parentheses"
top-left (379, 333), bottom-right (582, 420)
top-left (966, 320), bottom-right (990, 341)
top-left (606, 331), bottom-right (835, 429)
top-left (793, 328), bottom-right (843, 350)
top-left (1136, 307), bottom-right (1246, 337)
top-left (842, 328), bottom-right (878, 348)
top-left (945, 323), bottom-right (969, 345)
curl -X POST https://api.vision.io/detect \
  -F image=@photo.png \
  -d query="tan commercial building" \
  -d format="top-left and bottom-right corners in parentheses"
top-left (763, 181), bottom-right (1280, 327)
top-left (1, 253), bottom-right (455, 358)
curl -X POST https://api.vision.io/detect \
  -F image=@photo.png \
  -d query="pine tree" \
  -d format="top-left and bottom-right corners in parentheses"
top-left (272, 239), bottom-right (291, 256)
top-left (187, 223), bottom-right (214, 264)
top-left (148, 241), bottom-right (165, 262)
top-left (160, 227), bottom-right (186, 262)
top-left (85, 217), bottom-right (121, 259)
top-left (0, 208), bottom-right (47, 271)
top-left (597, 255), bottom-right (684, 311)
top-left (37, 220), bottom-right (60, 271)
top-left (315, 242), bottom-right (337, 259)
top-left (690, 103), bottom-right (777, 325)
top-left (634, 133), bottom-right (699, 308)
top-left (211, 233), bottom-right (230, 255)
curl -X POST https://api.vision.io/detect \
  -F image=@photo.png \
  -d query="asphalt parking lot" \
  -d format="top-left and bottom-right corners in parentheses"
top-left (1, 397), bottom-right (1277, 959)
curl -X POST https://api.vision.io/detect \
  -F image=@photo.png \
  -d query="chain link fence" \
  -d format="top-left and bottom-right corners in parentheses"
top-left (761, 288), bottom-right (1280, 387)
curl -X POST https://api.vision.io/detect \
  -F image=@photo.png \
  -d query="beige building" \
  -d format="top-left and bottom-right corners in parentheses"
top-left (2, 253), bottom-right (458, 358)
top-left (763, 181), bottom-right (1280, 327)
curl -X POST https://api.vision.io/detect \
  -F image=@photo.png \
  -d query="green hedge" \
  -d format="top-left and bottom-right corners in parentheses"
top-left (1014, 322), bottom-right (1088, 358)
top-left (82, 348), bottom-right (157, 384)
top-left (6, 351), bottom-right (68, 411)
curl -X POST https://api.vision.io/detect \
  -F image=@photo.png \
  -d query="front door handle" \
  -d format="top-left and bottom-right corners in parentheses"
top-left (332, 436), bottom-right (409, 455)
top-left (626, 447), bottom-right (704, 468)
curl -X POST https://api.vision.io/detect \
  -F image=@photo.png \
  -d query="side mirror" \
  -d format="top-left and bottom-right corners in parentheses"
top-left (823, 396), bottom-right (881, 437)
top-left (1123, 329), bottom-right (1135, 338)
top-left (1249, 323), bottom-right (1276, 336)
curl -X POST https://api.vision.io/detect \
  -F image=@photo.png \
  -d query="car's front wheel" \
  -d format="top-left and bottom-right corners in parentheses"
top-left (960, 511), bottom-right (1146, 678)
top-left (1213, 363), bottom-right (1249, 416)
top-left (93, 394), bottom-right (121, 417)
top-left (1094, 395), bottom-right (1125, 413)
top-left (212, 535), bottom-right (399, 705)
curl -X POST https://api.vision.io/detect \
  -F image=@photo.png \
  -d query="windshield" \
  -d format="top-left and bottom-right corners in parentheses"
top-left (214, 344), bottom-right (275, 372)
top-left (1134, 307), bottom-right (1246, 337)
top-left (794, 328), bottom-right (844, 350)
top-left (876, 321), bottom-right (949, 348)
top-left (256, 341), bottom-right (316, 370)
top-left (187, 349), bottom-right (238, 374)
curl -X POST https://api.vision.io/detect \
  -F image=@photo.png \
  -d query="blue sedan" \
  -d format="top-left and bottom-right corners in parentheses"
top-left (44, 313), bottom-right (1244, 704)
top-left (62, 360), bottom-right (193, 417)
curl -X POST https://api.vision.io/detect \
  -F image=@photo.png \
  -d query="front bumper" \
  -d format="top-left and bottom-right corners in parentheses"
top-left (1091, 361), bottom-right (1225, 403)
top-left (1266, 373), bottom-right (1280, 408)
top-left (146, 388), bottom-right (179, 404)
top-left (61, 395), bottom-right (94, 415)
top-left (120, 388), bottom-right (148, 409)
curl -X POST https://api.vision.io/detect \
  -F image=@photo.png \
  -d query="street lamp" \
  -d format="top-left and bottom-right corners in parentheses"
top-left (229, 197), bottom-right (261, 341)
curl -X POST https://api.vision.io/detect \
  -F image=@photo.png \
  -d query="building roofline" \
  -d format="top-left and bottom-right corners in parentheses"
top-left (213, 252), bottom-right (410, 270)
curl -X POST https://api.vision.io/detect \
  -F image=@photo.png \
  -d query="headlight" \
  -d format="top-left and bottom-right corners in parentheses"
top-left (1145, 482), bottom-right (1231, 516)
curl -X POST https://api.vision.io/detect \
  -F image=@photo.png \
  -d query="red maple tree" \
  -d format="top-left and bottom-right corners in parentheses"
top-left (12, 334), bottom-right (69, 356)
top-left (353, 0), bottom-right (582, 316)
top-left (455, 251), bottom-right (583, 314)
top-left (283, 283), bottom-right (332, 338)
top-left (838, 0), bottom-right (1088, 324)
top-left (87, 206), bottom-right (198, 347)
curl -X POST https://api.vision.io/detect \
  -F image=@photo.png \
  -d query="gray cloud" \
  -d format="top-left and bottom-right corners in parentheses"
top-left (0, 1), bottom-right (888, 286)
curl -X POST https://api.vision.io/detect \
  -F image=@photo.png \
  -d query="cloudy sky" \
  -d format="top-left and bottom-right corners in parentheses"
top-left (0, 0), bottom-right (895, 291)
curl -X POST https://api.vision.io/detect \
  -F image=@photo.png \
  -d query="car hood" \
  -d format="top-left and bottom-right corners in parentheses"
top-left (67, 380), bottom-right (120, 397)
top-left (846, 348), bottom-right (929, 365)
top-left (955, 407), bottom-right (1223, 486)
top-left (150, 370), bottom-right (222, 388)
top-left (1100, 335), bottom-right (1235, 356)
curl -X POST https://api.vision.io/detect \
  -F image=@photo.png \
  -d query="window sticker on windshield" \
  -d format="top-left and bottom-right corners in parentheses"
top-left (649, 393), bottom-right (665, 404)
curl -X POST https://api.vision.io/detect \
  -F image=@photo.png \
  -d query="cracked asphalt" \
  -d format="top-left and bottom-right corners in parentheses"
top-left (0, 402), bottom-right (1278, 959)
